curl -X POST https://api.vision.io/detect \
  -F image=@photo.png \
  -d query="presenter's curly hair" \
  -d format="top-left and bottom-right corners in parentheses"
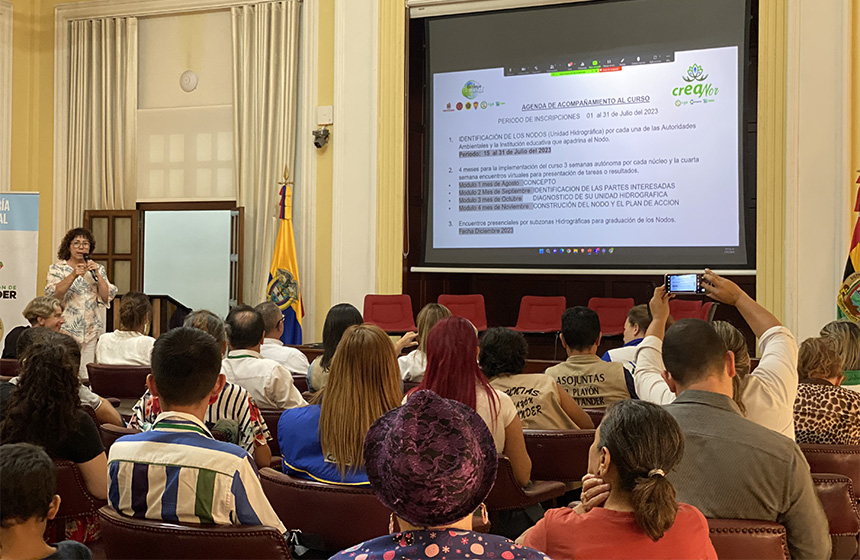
top-left (57, 227), bottom-right (96, 260)
top-left (0, 330), bottom-right (82, 449)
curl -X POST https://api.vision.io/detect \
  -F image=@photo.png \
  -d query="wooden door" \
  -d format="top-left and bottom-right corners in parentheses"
top-left (83, 210), bottom-right (140, 294)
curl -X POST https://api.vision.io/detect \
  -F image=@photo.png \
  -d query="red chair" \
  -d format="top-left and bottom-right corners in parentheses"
top-left (587, 297), bottom-right (634, 336)
top-left (707, 519), bottom-right (789, 559)
top-left (99, 424), bottom-right (141, 454)
top-left (438, 294), bottom-right (488, 330)
top-left (522, 359), bottom-right (561, 373)
top-left (701, 301), bottom-right (717, 321)
top-left (0, 358), bottom-right (19, 378)
top-left (86, 364), bottom-right (150, 399)
top-left (523, 429), bottom-right (595, 483)
top-left (512, 296), bottom-right (566, 333)
top-left (668, 299), bottom-right (704, 320)
top-left (98, 506), bottom-right (292, 559)
top-left (812, 474), bottom-right (860, 559)
top-left (45, 460), bottom-right (107, 544)
top-left (363, 294), bottom-right (417, 332)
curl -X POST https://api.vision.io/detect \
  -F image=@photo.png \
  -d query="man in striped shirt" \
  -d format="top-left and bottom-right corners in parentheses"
top-left (108, 327), bottom-right (286, 532)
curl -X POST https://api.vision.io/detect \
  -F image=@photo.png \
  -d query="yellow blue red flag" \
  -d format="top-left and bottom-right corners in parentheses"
top-left (837, 172), bottom-right (860, 322)
top-left (266, 184), bottom-right (303, 344)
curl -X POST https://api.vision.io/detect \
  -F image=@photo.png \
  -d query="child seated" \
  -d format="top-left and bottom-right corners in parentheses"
top-left (0, 442), bottom-right (92, 560)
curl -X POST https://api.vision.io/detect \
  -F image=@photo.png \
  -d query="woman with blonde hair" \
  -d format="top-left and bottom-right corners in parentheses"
top-left (278, 323), bottom-right (402, 484)
top-left (399, 303), bottom-right (452, 382)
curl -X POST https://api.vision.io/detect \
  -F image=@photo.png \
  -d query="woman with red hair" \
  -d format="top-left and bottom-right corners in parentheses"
top-left (411, 316), bottom-right (531, 487)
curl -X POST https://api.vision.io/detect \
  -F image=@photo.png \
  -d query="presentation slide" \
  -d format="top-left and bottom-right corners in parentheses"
top-left (431, 47), bottom-right (738, 255)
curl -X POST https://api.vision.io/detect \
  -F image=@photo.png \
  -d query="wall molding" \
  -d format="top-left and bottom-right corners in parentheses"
top-left (0, 0), bottom-right (11, 192)
top-left (296, 0), bottom-right (318, 341)
top-left (330, 0), bottom-right (379, 308)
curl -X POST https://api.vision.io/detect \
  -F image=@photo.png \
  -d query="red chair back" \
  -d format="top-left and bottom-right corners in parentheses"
top-left (484, 456), bottom-right (566, 512)
top-left (437, 294), bottom-right (488, 330)
top-left (587, 297), bottom-right (634, 336)
top-left (522, 359), bottom-right (561, 373)
top-left (0, 358), bottom-right (19, 377)
top-left (259, 467), bottom-right (389, 552)
top-left (513, 296), bottom-right (566, 333)
top-left (259, 408), bottom-right (285, 459)
top-left (45, 460), bottom-right (107, 544)
top-left (363, 294), bottom-right (417, 332)
top-left (582, 408), bottom-right (605, 427)
top-left (801, 444), bottom-right (860, 496)
top-left (701, 301), bottom-right (717, 321)
top-left (523, 429), bottom-right (595, 483)
top-left (812, 474), bottom-right (860, 559)
top-left (707, 519), bottom-right (789, 559)
top-left (99, 424), bottom-right (141, 454)
top-left (668, 299), bottom-right (704, 320)
top-left (291, 374), bottom-right (308, 393)
top-left (86, 364), bottom-right (150, 399)
top-left (98, 506), bottom-right (292, 559)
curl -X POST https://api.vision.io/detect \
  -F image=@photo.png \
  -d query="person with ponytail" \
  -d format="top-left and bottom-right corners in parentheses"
top-left (409, 317), bottom-right (531, 487)
top-left (0, 331), bottom-right (107, 500)
top-left (523, 400), bottom-right (715, 559)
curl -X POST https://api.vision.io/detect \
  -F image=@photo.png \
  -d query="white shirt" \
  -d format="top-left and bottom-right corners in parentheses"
top-left (476, 387), bottom-right (518, 453)
top-left (260, 338), bottom-right (310, 374)
top-left (634, 325), bottom-right (798, 438)
top-left (398, 350), bottom-right (427, 382)
top-left (221, 349), bottom-right (306, 410)
top-left (95, 330), bottom-right (155, 366)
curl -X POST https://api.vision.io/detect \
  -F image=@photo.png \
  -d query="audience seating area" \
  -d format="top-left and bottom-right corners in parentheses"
top-left (86, 364), bottom-right (150, 400)
top-left (523, 429), bottom-right (595, 483)
top-left (811, 474), bottom-right (860, 559)
top-left (47, 461), bottom-right (106, 545)
top-left (707, 519), bottom-right (790, 560)
top-left (98, 506), bottom-right (292, 560)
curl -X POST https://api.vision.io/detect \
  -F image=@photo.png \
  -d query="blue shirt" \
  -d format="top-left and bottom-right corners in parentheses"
top-left (278, 404), bottom-right (369, 485)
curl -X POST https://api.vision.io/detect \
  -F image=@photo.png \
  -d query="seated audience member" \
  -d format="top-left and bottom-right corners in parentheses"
top-left (794, 337), bottom-right (860, 445)
top-left (820, 319), bottom-right (860, 393)
top-left (0, 443), bottom-right (92, 560)
top-left (637, 284), bottom-right (830, 559)
top-left (279, 324), bottom-right (401, 485)
top-left (482, 327), bottom-right (593, 430)
top-left (221, 305), bottom-right (305, 410)
top-left (0, 331), bottom-right (107, 501)
top-left (711, 321), bottom-right (753, 416)
top-left (601, 304), bottom-right (650, 369)
top-left (255, 301), bottom-right (310, 374)
top-left (546, 307), bottom-right (637, 408)
top-left (523, 400), bottom-right (716, 560)
top-left (108, 327), bottom-right (286, 532)
top-left (331, 390), bottom-right (546, 560)
top-left (412, 317), bottom-right (532, 487)
top-left (94, 291), bottom-right (155, 365)
top-left (308, 303), bottom-right (363, 392)
top-left (129, 310), bottom-right (273, 468)
top-left (399, 303), bottom-right (451, 382)
top-left (635, 270), bottom-right (799, 438)
top-left (10, 328), bottom-right (122, 427)
top-left (1, 296), bottom-right (65, 359)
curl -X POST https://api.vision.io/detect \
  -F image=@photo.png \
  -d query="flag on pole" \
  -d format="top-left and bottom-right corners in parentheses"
top-left (837, 172), bottom-right (860, 322)
top-left (266, 183), bottom-right (303, 344)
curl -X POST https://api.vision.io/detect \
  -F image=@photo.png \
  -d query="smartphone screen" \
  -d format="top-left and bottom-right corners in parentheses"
top-left (666, 273), bottom-right (703, 294)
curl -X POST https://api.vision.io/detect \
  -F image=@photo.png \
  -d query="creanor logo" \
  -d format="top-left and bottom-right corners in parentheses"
top-left (672, 63), bottom-right (718, 99)
top-left (461, 80), bottom-right (483, 100)
top-left (683, 64), bottom-right (708, 82)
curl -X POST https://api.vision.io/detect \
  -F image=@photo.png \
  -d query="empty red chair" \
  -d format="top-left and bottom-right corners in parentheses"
top-left (512, 296), bottom-right (566, 333)
top-left (587, 297), bottom-right (634, 336)
top-left (362, 294), bottom-right (417, 332)
top-left (438, 294), bottom-right (488, 330)
top-left (701, 301), bottom-right (717, 321)
top-left (669, 299), bottom-right (704, 320)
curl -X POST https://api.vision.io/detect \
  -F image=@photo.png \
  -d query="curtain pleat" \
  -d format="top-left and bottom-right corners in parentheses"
top-left (232, 1), bottom-right (301, 305)
top-left (65, 17), bottom-right (137, 232)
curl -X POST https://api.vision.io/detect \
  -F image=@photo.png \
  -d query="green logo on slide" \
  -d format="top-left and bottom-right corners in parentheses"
top-left (462, 80), bottom-right (483, 99)
top-left (683, 64), bottom-right (708, 82)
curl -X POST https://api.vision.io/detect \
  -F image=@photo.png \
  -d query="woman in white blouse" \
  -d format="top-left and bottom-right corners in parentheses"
top-left (398, 303), bottom-right (451, 382)
top-left (95, 292), bottom-right (155, 366)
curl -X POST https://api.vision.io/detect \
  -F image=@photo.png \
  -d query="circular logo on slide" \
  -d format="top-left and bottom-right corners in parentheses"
top-left (462, 80), bottom-right (483, 99)
top-left (465, 102), bottom-right (472, 110)
top-left (480, 101), bottom-right (488, 109)
top-left (456, 102), bottom-right (463, 110)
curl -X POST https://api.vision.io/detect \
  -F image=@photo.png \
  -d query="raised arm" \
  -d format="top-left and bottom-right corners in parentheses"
top-left (633, 285), bottom-right (676, 404)
top-left (701, 269), bottom-right (780, 337)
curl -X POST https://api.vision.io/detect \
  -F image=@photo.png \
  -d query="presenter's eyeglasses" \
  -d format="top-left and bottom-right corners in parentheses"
top-left (71, 241), bottom-right (91, 248)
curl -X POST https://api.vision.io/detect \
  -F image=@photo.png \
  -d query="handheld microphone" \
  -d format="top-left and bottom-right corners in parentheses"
top-left (83, 254), bottom-right (98, 281)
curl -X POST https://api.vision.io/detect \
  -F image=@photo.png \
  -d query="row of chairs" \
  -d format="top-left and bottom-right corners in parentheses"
top-left (363, 294), bottom-right (716, 335)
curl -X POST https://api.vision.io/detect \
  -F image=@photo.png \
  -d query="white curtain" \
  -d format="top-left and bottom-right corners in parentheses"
top-left (65, 17), bottom-right (138, 232)
top-left (232, 1), bottom-right (301, 305)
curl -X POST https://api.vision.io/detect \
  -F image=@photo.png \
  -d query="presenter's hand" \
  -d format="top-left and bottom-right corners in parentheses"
top-left (649, 285), bottom-right (672, 322)
top-left (74, 263), bottom-right (88, 277)
top-left (702, 269), bottom-right (744, 306)
top-left (85, 260), bottom-right (99, 277)
top-left (394, 331), bottom-right (418, 354)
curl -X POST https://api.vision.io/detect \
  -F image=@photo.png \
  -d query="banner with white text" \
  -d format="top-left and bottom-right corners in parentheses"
top-left (0, 193), bottom-right (40, 350)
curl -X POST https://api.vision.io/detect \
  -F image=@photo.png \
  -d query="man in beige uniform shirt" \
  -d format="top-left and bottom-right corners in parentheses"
top-left (546, 307), bottom-right (637, 408)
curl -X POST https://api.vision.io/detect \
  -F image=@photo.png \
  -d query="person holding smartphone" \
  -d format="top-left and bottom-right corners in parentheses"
top-left (633, 269), bottom-right (798, 438)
